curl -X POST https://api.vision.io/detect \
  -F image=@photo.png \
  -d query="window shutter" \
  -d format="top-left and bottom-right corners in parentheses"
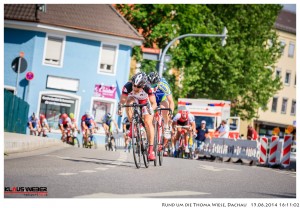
top-left (45, 37), bottom-right (63, 64)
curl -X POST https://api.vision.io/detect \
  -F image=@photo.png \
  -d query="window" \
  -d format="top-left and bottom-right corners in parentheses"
top-left (271, 97), bottom-right (278, 112)
top-left (91, 98), bottom-right (117, 134)
top-left (281, 98), bottom-right (288, 114)
top-left (43, 35), bottom-right (65, 67)
top-left (280, 40), bottom-right (286, 55)
top-left (288, 42), bottom-right (295, 58)
top-left (291, 100), bottom-right (296, 115)
top-left (275, 68), bottom-right (281, 78)
top-left (39, 95), bottom-right (76, 130)
top-left (294, 75), bottom-right (296, 86)
top-left (285, 71), bottom-right (291, 85)
top-left (4, 86), bottom-right (16, 95)
top-left (98, 44), bottom-right (118, 74)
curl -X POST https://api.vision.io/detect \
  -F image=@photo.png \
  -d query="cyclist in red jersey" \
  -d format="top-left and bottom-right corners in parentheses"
top-left (117, 72), bottom-right (157, 161)
top-left (172, 109), bottom-right (196, 154)
top-left (59, 113), bottom-right (72, 141)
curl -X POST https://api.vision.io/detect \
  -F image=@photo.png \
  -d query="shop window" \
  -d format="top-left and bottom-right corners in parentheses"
top-left (91, 98), bottom-right (116, 134)
top-left (39, 95), bottom-right (76, 130)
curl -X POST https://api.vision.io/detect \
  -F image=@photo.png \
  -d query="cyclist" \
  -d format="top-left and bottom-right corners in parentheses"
top-left (38, 114), bottom-right (51, 136)
top-left (81, 111), bottom-right (95, 144)
top-left (117, 72), bottom-right (157, 160)
top-left (172, 108), bottom-right (196, 155)
top-left (102, 113), bottom-right (119, 150)
top-left (69, 113), bottom-right (80, 134)
top-left (59, 113), bottom-right (72, 142)
top-left (28, 113), bottom-right (39, 136)
top-left (147, 71), bottom-right (174, 156)
top-left (122, 116), bottom-right (131, 152)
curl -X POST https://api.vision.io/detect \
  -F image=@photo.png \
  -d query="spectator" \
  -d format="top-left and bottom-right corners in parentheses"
top-left (218, 120), bottom-right (229, 138)
top-left (195, 120), bottom-right (209, 152)
top-left (247, 125), bottom-right (258, 140)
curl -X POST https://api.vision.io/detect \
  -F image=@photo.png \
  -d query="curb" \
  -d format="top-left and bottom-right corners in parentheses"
top-left (4, 132), bottom-right (64, 154)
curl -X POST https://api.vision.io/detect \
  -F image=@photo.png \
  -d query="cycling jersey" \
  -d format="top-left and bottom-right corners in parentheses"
top-left (152, 77), bottom-right (172, 105)
top-left (59, 117), bottom-right (71, 126)
top-left (40, 118), bottom-right (48, 127)
top-left (81, 115), bottom-right (94, 128)
top-left (102, 115), bottom-right (113, 127)
top-left (122, 117), bottom-right (130, 130)
top-left (28, 116), bottom-right (39, 128)
top-left (122, 82), bottom-right (154, 104)
top-left (173, 113), bottom-right (194, 126)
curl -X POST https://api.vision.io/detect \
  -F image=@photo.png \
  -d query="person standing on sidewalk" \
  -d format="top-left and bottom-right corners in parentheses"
top-left (195, 120), bottom-right (209, 154)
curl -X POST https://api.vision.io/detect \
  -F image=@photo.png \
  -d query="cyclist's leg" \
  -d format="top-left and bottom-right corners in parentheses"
top-left (125, 96), bottom-right (136, 138)
top-left (142, 106), bottom-right (155, 160)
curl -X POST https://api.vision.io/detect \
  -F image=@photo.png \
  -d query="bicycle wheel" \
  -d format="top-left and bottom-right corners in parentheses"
top-left (142, 133), bottom-right (149, 168)
top-left (132, 122), bottom-right (141, 169)
top-left (73, 137), bottom-right (80, 148)
top-left (158, 119), bottom-right (164, 166)
top-left (153, 121), bottom-right (158, 166)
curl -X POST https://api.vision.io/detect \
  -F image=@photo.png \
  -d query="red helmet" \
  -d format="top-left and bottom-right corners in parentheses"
top-left (40, 114), bottom-right (45, 120)
top-left (61, 113), bottom-right (68, 119)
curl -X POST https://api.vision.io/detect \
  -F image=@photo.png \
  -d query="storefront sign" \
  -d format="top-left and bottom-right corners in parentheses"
top-left (42, 96), bottom-right (75, 107)
top-left (94, 85), bottom-right (116, 99)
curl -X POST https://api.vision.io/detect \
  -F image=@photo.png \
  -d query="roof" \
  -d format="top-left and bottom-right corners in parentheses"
top-left (275, 10), bottom-right (296, 34)
top-left (4, 4), bottom-right (144, 41)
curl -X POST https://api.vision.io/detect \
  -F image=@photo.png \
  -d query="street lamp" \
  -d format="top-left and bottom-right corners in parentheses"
top-left (158, 27), bottom-right (228, 77)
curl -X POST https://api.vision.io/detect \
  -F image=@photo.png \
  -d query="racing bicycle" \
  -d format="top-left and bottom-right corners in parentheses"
top-left (153, 107), bottom-right (172, 166)
top-left (122, 103), bottom-right (150, 169)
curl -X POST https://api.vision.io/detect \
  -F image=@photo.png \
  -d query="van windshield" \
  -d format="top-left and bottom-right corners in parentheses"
top-left (194, 116), bottom-right (215, 130)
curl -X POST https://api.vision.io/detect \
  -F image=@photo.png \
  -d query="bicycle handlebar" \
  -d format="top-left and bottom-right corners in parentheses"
top-left (156, 107), bottom-right (172, 115)
top-left (174, 125), bottom-right (191, 129)
top-left (122, 103), bottom-right (148, 108)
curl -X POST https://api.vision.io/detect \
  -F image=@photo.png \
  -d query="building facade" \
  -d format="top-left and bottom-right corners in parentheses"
top-left (255, 10), bottom-right (296, 138)
top-left (4, 4), bottom-right (143, 138)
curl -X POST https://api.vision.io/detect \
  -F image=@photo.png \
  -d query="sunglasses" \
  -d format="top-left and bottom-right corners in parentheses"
top-left (151, 84), bottom-right (158, 88)
top-left (133, 84), bottom-right (142, 88)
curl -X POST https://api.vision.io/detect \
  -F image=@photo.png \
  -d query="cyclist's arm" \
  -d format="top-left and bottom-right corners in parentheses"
top-left (166, 94), bottom-right (174, 113)
top-left (149, 94), bottom-right (157, 111)
top-left (113, 120), bottom-right (119, 132)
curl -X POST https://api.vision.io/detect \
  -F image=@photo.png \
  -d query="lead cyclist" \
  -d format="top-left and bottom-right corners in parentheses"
top-left (147, 71), bottom-right (174, 156)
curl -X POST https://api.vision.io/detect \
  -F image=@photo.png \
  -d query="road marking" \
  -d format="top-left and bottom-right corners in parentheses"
top-left (58, 173), bottom-right (78, 176)
top-left (105, 165), bottom-right (116, 168)
top-left (76, 190), bottom-right (210, 198)
top-left (95, 167), bottom-right (108, 171)
top-left (80, 170), bottom-right (97, 173)
top-left (198, 165), bottom-right (240, 172)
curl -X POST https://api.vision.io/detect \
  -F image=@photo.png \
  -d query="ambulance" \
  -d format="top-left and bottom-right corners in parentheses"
top-left (178, 98), bottom-right (240, 139)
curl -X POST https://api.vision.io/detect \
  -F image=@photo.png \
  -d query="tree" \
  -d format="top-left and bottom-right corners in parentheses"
top-left (116, 4), bottom-right (283, 119)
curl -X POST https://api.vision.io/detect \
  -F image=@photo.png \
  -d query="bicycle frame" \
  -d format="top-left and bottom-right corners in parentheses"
top-left (122, 103), bottom-right (149, 169)
top-left (153, 107), bottom-right (172, 166)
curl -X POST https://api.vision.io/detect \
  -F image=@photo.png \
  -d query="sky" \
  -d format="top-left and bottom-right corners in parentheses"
top-left (283, 4), bottom-right (296, 13)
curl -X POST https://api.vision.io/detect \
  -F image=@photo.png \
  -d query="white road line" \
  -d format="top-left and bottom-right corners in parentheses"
top-left (198, 165), bottom-right (240, 172)
top-left (80, 170), bottom-right (97, 173)
top-left (95, 167), bottom-right (108, 171)
top-left (76, 190), bottom-right (210, 198)
top-left (58, 173), bottom-right (78, 176)
top-left (105, 165), bottom-right (116, 168)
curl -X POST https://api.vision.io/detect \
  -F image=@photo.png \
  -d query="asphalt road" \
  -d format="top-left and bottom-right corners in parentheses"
top-left (4, 145), bottom-right (296, 199)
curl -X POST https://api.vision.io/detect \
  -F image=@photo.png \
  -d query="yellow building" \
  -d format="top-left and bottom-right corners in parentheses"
top-left (255, 10), bottom-right (296, 139)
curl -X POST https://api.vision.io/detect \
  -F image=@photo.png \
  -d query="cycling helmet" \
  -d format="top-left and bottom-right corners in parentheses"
top-left (131, 72), bottom-right (148, 88)
top-left (40, 114), bottom-right (45, 120)
top-left (148, 71), bottom-right (161, 85)
top-left (107, 113), bottom-right (112, 118)
top-left (69, 113), bottom-right (74, 119)
top-left (61, 113), bottom-right (68, 119)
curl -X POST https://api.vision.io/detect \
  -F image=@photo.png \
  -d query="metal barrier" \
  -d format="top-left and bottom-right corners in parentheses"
top-left (4, 89), bottom-right (30, 134)
top-left (201, 138), bottom-right (259, 163)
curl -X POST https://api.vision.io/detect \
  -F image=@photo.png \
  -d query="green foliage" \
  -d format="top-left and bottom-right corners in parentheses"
top-left (116, 4), bottom-right (283, 120)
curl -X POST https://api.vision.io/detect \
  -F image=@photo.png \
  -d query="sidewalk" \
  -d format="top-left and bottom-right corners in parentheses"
top-left (4, 132), bottom-right (64, 154)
